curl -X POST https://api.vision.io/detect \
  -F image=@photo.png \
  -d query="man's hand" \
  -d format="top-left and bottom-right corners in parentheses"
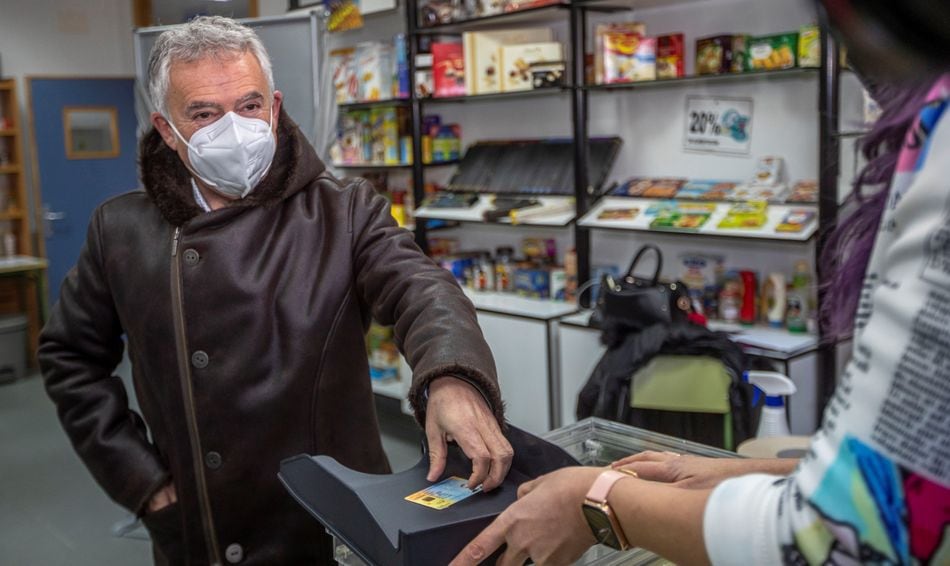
top-left (450, 467), bottom-right (601, 566)
top-left (425, 376), bottom-right (513, 492)
top-left (146, 482), bottom-right (178, 514)
top-left (611, 451), bottom-right (799, 489)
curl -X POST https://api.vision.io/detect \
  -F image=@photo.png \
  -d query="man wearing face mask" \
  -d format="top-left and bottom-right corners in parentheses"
top-left (38, 16), bottom-right (512, 566)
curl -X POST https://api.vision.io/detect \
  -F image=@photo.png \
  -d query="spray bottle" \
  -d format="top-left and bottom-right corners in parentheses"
top-left (746, 371), bottom-right (797, 437)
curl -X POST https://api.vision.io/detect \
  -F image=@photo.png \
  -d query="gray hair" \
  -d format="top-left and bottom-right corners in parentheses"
top-left (147, 16), bottom-right (274, 117)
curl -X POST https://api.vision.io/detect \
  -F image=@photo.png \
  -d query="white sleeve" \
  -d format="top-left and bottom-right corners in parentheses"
top-left (704, 84), bottom-right (950, 566)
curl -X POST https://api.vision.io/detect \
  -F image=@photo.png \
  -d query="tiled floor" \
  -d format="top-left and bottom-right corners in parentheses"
top-left (0, 369), bottom-right (422, 565)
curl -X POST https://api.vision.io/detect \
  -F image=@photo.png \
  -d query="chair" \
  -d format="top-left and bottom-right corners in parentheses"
top-left (627, 355), bottom-right (741, 450)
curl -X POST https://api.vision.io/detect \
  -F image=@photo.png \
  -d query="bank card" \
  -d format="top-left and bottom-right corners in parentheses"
top-left (405, 476), bottom-right (482, 510)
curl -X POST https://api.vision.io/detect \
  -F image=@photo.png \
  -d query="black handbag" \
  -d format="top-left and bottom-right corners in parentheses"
top-left (595, 244), bottom-right (691, 333)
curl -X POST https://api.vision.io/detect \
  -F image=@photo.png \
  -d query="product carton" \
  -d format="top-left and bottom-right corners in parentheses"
top-left (462, 28), bottom-right (553, 95)
top-left (500, 41), bottom-right (563, 91)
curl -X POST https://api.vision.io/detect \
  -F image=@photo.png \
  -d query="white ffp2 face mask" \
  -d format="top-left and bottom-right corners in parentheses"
top-left (167, 110), bottom-right (277, 199)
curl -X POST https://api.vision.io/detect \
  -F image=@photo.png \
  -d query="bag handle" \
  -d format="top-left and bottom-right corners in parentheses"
top-left (626, 244), bottom-right (663, 285)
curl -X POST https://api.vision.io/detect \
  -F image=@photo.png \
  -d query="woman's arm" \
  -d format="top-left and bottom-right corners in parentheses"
top-left (611, 451), bottom-right (798, 489)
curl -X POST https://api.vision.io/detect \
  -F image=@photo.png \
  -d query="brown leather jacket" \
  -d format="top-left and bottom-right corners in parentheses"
top-left (38, 111), bottom-right (503, 565)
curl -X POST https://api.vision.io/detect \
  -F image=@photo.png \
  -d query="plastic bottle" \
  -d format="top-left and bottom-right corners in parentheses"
top-left (761, 272), bottom-right (787, 328)
top-left (494, 246), bottom-right (514, 292)
top-left (739, 270), bottom-right (757, 326)
top-left (786, 260), bottom-right (811, 333)
top-left (718, 272), bottom-right (741, 323)
top-left (746, 371), bottom-right (797, 438)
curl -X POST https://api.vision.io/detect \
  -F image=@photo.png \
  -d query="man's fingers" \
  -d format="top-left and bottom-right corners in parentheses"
top-left (426, 423), bottom-right (448, 482)
top-left (481, 426), bottom-right (513, 492)
top-left (449, 516), bottom-right (508, 566)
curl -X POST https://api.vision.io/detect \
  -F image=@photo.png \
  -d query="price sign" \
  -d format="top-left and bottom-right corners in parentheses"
top-left (684, 96), bottom-right (753, 155)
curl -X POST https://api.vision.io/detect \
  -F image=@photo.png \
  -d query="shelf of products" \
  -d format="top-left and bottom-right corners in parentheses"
top-left (338, 98), bottom-right (410, 110)
top-left (332, 160), bottom-right (460, 171)
top-left (560, 311), bottom-right (816, 358)
top-left (414, 194), bottom-right (576, 226)
top-left (586, 67), bottom-right (818, 91)
top-left (579, 197), bottom-right (818, 242)
top-left (463, 288), bottom-right (577, 320)
top-left (421, 86), bottom-right (570, 104)
top-left (416, 2), bottom-right (571, 33)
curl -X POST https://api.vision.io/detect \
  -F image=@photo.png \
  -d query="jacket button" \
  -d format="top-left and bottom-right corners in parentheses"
top-left (183, 248), bottom-right (200, 266)
top-left (225, 543), bottom-right (243, 563)
top-left (191, 350), bottom-right (209, 369)
top-left (205, 451), bottom-right (222, 470)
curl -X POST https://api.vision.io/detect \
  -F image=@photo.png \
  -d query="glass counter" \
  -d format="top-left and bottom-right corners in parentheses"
top-left (334, 417), bottom-right (738, 565)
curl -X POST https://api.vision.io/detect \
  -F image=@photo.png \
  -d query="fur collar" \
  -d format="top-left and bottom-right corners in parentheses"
top-left (139, 108), bottom-right (326, 226)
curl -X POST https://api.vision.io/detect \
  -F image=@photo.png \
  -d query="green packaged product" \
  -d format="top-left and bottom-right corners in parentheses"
top-left (747, 32), bottom-right (798, 71)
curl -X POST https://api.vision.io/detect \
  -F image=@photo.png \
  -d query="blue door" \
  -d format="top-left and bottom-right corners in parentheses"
top-left (29, 77), bottom-right (138, 303)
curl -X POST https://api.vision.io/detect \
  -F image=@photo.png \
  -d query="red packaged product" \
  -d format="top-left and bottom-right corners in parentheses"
top-left (432, 42), bottom-right (466, 97)
top-left (657, 33), bottom-right (684, 78)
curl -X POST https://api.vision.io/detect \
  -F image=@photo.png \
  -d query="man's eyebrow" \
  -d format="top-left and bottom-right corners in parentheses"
top-left (235, 91), bottom-right (264, 106)
top-left (185, 100), bottom-right (223, 113)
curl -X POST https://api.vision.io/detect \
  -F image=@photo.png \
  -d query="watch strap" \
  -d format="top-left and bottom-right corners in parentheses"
top-left (586, 469), bottom-right (631, 504)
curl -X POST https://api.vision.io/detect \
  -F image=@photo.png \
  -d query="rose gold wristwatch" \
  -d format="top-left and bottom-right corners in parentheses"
top-left (581, 469), bottom-right (634, 551)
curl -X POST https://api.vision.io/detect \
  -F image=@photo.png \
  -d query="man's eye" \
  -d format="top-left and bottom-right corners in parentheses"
top-left (194, 112), bottom-right (213, 121)
top-left (244, 103), bottom-right (261, 112)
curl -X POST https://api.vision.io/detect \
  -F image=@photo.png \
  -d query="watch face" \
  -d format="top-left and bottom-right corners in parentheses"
top-left (582, 504), bottom-right (623, 550)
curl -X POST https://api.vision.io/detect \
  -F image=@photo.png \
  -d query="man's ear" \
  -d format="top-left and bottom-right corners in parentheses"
top-left (151, 112), bottom-right (178, 150)
top-left (271, 90), bottom-right (283, 134)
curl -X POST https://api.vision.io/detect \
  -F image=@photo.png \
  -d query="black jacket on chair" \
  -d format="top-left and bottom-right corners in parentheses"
top-left (576, 321), bottom-right (753, 448)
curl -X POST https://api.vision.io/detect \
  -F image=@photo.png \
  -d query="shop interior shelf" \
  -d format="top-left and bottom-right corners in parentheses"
top-left (338, 98), bottom-right (409, 110)
top-left (414, 194), bottom-right (576, 226)
top-left (579, 196), bottom-right (818, 242)
top-left (464, 288), bottom-right (578, 320)
top-left (421, 86), bottom-right (571, 104)
top-left (561, 310), bottom-right (817, 358)
top-left (586, 67), bottom-right (818, 92)
top-left (414, 2), bottom-right (570, 34)
top-left (574, 0), bottom-right (710, 9)
top-left (332, 160), bottom-right (460, 171)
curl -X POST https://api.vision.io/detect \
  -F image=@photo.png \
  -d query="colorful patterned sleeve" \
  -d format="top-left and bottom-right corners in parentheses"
top-left (704, 76), bottom-right (950, 566)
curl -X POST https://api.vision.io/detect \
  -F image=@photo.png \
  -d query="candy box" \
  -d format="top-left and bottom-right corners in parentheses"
top-left (356, 41), bottom-right (395, 101)
top-left (603, 33), bottom-right (655, 83)
top-left (656, 33), bottom-right (684, 79)
top-left (330, 48), bottom-right (359, 104)
top-left (718, 201), bottom-right (769, 229)
top-left (677, 180), bottom-right (738, 201)
top-left (595, 22), bottom-right (646, 84)
top-left (730, 183), bottom-right (788, 203)
top-left (798, 25), bottom-right (820, 68)
top-left (775, 208), bottom-right (816, 233)
top-left (501, 42), bottom-right (563, 91)
top-left (514, 267), bottom-right (551, 299)
top-left (616, 177), bottom-right (687, 197)
top-left (747, 32), bottom-right (798, 71)
top-left (696, 35), bottom-right (735, 75)
top-left (432, 42), bottom-right (466, 97)
top-left (787, 180), bottom-right (818, 203)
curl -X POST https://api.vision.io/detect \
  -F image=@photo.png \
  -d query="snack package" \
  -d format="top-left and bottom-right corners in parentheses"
top-left (501, 42), bottom-right (563, 91)
top-left (775, 208), bottom-right (816, 233)
top-left (751, 155), bottom-right (784, 186)
top-left (798, 25), bottom-right (820, 68)
top-left (787, 180), bottom-right (818, 203)
top-left (514, 267), bottom-right (551, 299)
top-left (747, 32), bottom-right (798, 71)
top-left (696, 35), bottom-right (735, 75)
top-left (730, 183), bottom-right (788, 203)
top-left (394, 33), bottom-right (411, 99)
top-left (602, 32), bottom-right (655, 83)
top-left (595, 22), bottom-right (646, 84)
top-left (356, 41), bottom-right (395, 101)
top-left (730, 35), bottom-right (749, 73)
top-left (597, 207), bottom-right (640, 220)
top-left (677, 180), bottom-right (738, 201)
top-left (432, 42), bottom-right (466, 97)
top-left (530, 61), bottom-right (566, 88)
top-left (330, 48), bottom-right (359, 103)
top-left (718, 201), bottom-right (769, 229)
top-left (656, 33), bottom-right (684, 79)
top-left (649, 208), bottom-right (711, 230)
top-left (615, 177), bottom-right (687, 197)
top-left (522, 237), bottom-right (557, 264)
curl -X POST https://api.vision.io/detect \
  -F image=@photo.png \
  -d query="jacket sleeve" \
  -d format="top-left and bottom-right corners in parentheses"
top-left (38, 207), bottom-right (169, 514)
top-left (348, 179), bottom-right (505, 427)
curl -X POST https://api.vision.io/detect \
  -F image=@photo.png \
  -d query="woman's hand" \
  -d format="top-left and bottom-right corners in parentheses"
top-left (612, 451), bottom-right (797, 489)
top-left (449, 466), bottom-right (602, 566)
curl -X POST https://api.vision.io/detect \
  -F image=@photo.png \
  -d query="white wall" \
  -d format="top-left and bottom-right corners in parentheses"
top-left (0, 0), bottom-right (135, 240)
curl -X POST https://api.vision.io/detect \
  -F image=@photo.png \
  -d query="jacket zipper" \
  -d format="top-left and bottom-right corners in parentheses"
top-left (171, 226), bottom-right (223, 566)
